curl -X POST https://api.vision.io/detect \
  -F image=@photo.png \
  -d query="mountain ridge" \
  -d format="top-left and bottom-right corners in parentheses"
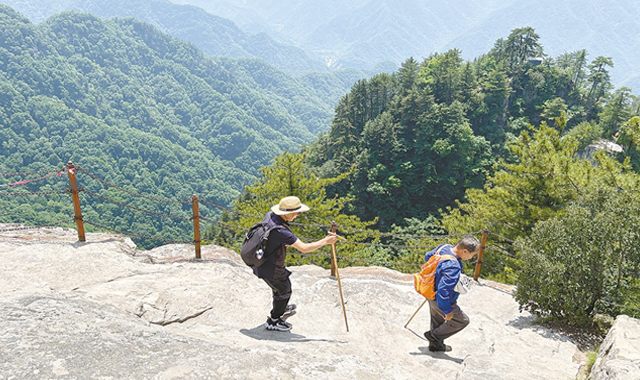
top-left (172, 0), bottom-right (640, 91)
top-left (0, 0), bottom-right (328, 74)
top-left (0, 4), bottom-right (340, 247)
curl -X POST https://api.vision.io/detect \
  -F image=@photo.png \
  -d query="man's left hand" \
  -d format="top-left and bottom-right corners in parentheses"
top-left (444, 312), bottom-right (454, 321)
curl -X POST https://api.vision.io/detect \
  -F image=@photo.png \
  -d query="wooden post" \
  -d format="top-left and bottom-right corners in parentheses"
top-left (330, 221), bottom-right (337, 277)
top-left (67, 161), bottom-right (85, 242)
top-left (473, 227), bottom-right (489, 281)
top-left (192, 195), bottom-right (201, 259)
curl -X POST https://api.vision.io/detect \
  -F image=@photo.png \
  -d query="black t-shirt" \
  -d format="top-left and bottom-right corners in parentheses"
top-left (264, 212), bottom-right (297, 254)
top-left (253, 212), bottom-right (297, 279)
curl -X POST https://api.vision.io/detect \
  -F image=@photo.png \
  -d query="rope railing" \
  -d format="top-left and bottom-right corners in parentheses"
top-left (0, 162), bottom-right (515, 278)
top-left (0, 218), bottom-right (76, 233)
top-left (0, 189), bottom-right (70, 197)
top-left (197, 197), bottom-right (262, 220)
top-left (76, 166), bottom-right (191, 205)
top-left (83, 220), bottom-right (193, 245)
top-left (4, 164), bottom-right (639, 322)
top-left (0, 168), bottom-right (66, 177)
top-left (82, 188), bottom-right (192, 221)
top-left (487, 231), bottom-right (515, 244)
top-left (199, 215), bottom-right (250, 232)
top-left (0, 169), bottom-right (67, 188)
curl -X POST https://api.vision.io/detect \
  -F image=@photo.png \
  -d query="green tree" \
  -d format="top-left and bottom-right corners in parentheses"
top-left (440, 121), bottom-right (603, 279)
top-left (599, 87), bottom-right (633, 138)
top-left (419, 49), bottom-right (464, 104)
top-left (515, 178), bottom-right (640, 324)
top-left (556, 49), bottom-right (588, 94)
top-left (492, 27), bottom-right (544, 71)
top-left (395, 57), bottom-right (420, 95)
top-left (539, 98), bottom-right (568, 131)
top-left (229, 152), bottom-right (377, 267)
top-left (617, 116), bottom-right (640, 170)
top-left (585, 56), bottom-right (614, 119)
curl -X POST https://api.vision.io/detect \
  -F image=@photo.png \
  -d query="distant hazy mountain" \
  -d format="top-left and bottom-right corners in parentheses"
top-left (442, 0), bottom-right (640, 92)
top-left (0, 0), bottom-right (328, 74)
top-left (170, 0), bottom-right (505, 68)
top-left (171, 0), bottom-right (640, 92)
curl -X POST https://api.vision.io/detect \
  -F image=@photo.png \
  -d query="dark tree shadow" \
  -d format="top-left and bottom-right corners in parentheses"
top-left (506, 315), bottom-right (536, 329)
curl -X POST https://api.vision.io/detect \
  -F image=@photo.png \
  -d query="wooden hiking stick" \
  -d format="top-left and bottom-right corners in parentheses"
top-left (404, 298), bottom-right (428, 328)
top-left (331, 221), bottom-right (349, 332)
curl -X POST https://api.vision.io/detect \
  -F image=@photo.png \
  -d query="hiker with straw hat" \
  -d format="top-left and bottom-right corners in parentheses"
top-left (255, 196), bottom-right (337, 332)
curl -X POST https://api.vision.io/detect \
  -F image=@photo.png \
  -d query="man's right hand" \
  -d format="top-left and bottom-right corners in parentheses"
top-left (324, 233), bottom-right (338, 245)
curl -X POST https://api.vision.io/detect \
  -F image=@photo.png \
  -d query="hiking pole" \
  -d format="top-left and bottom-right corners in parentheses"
top-left (331, 221), bottom-right (349, 332)
top-left (404, 298), bottom-right (428, 328)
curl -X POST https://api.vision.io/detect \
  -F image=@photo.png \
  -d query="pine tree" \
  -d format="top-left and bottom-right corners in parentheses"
top-left (232, 152), bottom-right (378, 268)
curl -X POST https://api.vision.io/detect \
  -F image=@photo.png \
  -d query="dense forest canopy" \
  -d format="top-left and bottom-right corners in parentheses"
top-left (291, 26), bottom-right (640, 322)
top-left (303, 27), bottom-right (640, 231)
top-left (0, 5), bottom-right (337, 247)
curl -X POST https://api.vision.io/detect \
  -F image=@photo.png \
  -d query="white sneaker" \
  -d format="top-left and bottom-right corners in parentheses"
top-left (281, 304), bottom-right (297, 322)
top-left (264, 317), bottom-right (292, 332)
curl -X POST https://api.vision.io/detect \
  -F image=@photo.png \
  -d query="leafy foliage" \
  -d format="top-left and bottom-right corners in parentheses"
top-left (305, 26), bottom-right (633, 233)
top-left (0, 6), bottom-right (336, 248)
top-left (204, 152), bottom-right (377, 267)
top-left (515, 181), bottom-right (640, 324)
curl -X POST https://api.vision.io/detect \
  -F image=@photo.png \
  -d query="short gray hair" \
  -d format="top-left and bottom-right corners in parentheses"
top-left (458, 236), bottom-right (480, 253)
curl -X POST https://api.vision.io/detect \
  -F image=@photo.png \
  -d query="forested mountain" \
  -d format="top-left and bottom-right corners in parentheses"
top-left (220, 25), bottom-right (640, 323)
top-left (0, 0), bottom-right (394, 110)
top-left (302, 27), bottom-right (640, 231)
top-left (172, 0), bottom-right (640, 92)
top-left (0, 5), bottom-right (342, 247)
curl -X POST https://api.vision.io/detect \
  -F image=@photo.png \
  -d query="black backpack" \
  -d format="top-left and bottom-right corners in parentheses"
top-left (240, 213), bottom-right (285, 267)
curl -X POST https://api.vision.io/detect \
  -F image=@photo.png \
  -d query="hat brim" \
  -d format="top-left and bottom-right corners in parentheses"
top-left (271, 203), bottom-right (310, 215)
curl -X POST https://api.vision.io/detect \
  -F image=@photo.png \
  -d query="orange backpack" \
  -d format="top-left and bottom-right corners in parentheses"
top-left (414, 245), bottom-right (456, 300)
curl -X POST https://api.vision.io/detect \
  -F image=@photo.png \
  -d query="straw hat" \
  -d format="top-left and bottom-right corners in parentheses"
top-left (271, 196), bottom-right (310, 215)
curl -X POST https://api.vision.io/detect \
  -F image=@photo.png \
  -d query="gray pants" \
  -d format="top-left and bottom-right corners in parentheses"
top-left (428, 299), bottom-right (470, 341)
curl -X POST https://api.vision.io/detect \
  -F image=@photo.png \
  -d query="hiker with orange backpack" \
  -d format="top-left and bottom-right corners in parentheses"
top-left (421, 237), bottom-right (480, 352)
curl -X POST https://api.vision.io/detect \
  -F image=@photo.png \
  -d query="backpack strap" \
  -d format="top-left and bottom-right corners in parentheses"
top-left (260, 223), bottom-right (288, 257)
top-left (435, 244), bottom-right (448, 255)
top-left (435, 245), bottom-right (458, 263)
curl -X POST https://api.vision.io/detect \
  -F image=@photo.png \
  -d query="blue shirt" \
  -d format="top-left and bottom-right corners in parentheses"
top-left (424, 244), bottom-right (463, 315)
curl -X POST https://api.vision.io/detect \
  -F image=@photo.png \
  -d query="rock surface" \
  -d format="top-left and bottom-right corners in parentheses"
top-left (0, 225), bottom-right (585, 379)
top-left (590, 315), bottom-right (640, 380)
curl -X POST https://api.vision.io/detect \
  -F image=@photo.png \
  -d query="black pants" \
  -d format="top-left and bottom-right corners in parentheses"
top-left (262, 277), bottom-right (292, 319)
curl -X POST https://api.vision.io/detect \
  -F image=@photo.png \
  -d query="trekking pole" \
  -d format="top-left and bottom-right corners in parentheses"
top-left (331, 221), bottom-right (349, 332)
top-left (404, 298), bottom-right (428, 328)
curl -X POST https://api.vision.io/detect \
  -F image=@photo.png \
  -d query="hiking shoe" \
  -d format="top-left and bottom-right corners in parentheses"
top-left (424, 331), bottom-right (439, 343)
top-left (264, 317), bottom-right (292, 332)
top-left (429, 342), bottom-right (452, 352)
top-left (281, 304), bottom-right (297, 322)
